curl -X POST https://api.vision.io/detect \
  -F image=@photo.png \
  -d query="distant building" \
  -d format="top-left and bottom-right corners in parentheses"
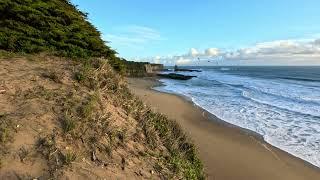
top-left (144, 63), bottom-right (164, 73)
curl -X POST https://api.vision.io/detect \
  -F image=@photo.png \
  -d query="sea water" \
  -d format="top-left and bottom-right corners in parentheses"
top-left (154, 66), bottom-right (320, 167)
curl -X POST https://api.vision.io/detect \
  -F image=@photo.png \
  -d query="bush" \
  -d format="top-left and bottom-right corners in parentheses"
top-left (0, 0), bottom-right (125, 72)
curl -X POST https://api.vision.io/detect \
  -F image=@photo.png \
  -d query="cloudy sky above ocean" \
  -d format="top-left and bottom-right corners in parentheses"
top-left (72, 0), bottom-right (320, 65)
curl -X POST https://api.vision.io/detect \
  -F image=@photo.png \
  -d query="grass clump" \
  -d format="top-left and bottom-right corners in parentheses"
top-left (42, 70), bottom-right (61, 83)
top-left (18, 146), bottom-right (29, 162)
top-left (0, 113), bottom-right (13, 153)
top-left (0, 126), bottom-right (9, 145)
top-left (74, 63), bottom-right (91, 83)
top-left (62, 151), bottom-right (76, 166)
top-left (112, 88), bottom-right (205, 179)
top-left (36, 135), bottom-right (57, 159)
top-left (0, 50), bottom-right (20, 59)
top-left (144, 111), bottom-right (204, 179)
top-left (79, 93), bottom-right (99, 119)
top-left (116, 129), bottom-right (127, 144)
top-left (61, 111), bottom-right (76, 134)
top-left (21, 85), bottom-right (57, 101)
top-left (74, 71), bottom-right (86, 82)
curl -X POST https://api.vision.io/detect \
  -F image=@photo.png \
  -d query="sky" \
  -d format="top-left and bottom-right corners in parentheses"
top-left (71, 0), bottom-right (320, 65)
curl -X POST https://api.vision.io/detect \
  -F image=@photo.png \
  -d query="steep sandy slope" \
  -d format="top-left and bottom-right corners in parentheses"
top-left (0, 55), bottom-right (203, 179)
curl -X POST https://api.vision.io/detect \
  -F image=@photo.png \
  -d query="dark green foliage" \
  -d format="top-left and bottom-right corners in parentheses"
top-left (0, 0), bottom-right (125, 71)
top-left (109, 57), bottom-right (126, 74)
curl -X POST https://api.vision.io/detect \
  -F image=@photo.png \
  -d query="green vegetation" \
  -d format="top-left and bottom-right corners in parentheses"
top-left (0, 0), bottom-right (150, 75)
top-left (0, 0), bottom-right (110, 57)
top-left (77, 59), bottom-right (205, 179)
top-left (79, 93), bottom-right (98, 119)
top-left (61, 111), bottom-right (76, 133)
top-left (0, 54), bottom-right (204, 179)
top-left (137, 106), bottom-right (204, 179)
top-left (0, 0), bottom-right (203, 178)
top-left (65, 58), bottom-right (203, 179)
top-left (18, 146), bottom-right (29, 162)
top-left (0, 116), bottom-right (9, 144)
top-left (0, 113), bottom-right (12, 151)
top-left (42, 70), bottom-right (61, 83)
top-left (62, 151), bottom-right (77, 165)
top-left (0, 0), bottom-right (125, 71)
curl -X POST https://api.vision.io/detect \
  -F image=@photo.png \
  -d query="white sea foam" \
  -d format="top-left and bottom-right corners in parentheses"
top-left (154, 68), bottom-right (320, 167)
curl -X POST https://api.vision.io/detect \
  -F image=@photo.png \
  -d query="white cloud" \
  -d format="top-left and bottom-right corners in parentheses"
top-left (135, 38), bottom-right (320, 65)
top-left (189, 48), bottom-right (199, 57)
top-left (205, 48), bottom-right (220, 56)
top-left (176, 57), bottom-right (192, 65)
top-left (223, 39), bottom-right (320, 61)
top-left (147, 48), bottom-right (221, 65)
top-left (153, 56), bottom-right (161, 64)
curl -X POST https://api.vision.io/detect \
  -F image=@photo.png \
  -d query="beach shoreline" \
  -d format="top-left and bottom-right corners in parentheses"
top-left (127, 77), bottom-right (320, 180)
top-left (150, 77), bottom-right (266, 141)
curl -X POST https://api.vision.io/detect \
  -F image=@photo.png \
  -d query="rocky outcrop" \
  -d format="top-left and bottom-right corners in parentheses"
top-left (174, 65), bottom-right (201, 72)
top-left (157, 73), bottom-right (196, 80)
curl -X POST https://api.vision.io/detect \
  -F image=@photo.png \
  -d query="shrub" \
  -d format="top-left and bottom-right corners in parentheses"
top-left (0, 0), bottom-right (125, 72)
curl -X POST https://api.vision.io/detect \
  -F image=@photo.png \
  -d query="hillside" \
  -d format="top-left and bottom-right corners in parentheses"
top-left (0, 55), bottom-right (204, 179)
top-left (0, 0), bottom-right (204, 179)
top-left (0, 0), bottom-right (125, 71)
top-left (0, 0), bottom-right (112, 57)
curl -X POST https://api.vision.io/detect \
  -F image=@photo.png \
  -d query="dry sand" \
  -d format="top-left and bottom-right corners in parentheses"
top-left (128, 77), bottom-right (320, 180)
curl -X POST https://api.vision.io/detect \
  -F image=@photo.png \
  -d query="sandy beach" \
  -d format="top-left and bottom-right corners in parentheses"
top-left (127, 77), bottom-right (320, 180)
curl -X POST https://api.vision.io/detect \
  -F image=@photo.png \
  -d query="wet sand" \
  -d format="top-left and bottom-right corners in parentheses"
top-left (127, 77), bottom-right (320, 180)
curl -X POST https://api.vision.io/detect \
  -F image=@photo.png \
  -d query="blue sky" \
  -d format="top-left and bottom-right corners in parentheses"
top-left (71, 0), bottom-right (320, 65)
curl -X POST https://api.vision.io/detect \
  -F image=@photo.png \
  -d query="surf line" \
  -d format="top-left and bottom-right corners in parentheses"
top-left (200, 105), bottom-right (282, 162)
top-left (250, 136), bottom-right (282, 162)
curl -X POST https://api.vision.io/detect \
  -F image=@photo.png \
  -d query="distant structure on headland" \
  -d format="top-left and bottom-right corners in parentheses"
top-left (145, 63), bottom-right (164, 73)
top-left (124, 61), bottom-right (163, 77)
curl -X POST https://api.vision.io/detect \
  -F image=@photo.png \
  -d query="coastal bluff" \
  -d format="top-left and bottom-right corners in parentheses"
top-left (144, 63), bottom-right (164, 73)
top-left (124, 61), bottom-right (164, 77)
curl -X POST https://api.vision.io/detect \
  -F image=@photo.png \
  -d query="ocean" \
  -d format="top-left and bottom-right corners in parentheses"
top-left (154, 66), bottom-right (320, 167)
